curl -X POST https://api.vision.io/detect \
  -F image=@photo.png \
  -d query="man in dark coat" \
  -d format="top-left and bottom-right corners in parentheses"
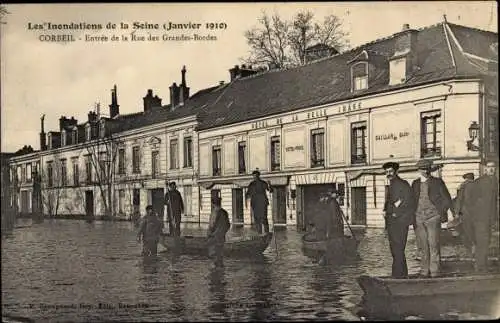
top-left (383, 161), bottom-right (415, 278)
top-left (207, 196), bottom-right (231, 269)
top-left (245, 170), bottom-right (272, 235)
top-left (411, 159), bottom-right (452, 277)
top-left (452, 172), bottom-right (475, 252)
top-left (463, 161), bottom-right (498, 272)
top-left (165, 181), bottom-right (184, 236)
top-left (137, 205), bottom-right (164, 257)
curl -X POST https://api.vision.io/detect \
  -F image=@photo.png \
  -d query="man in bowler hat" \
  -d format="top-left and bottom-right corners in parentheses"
top-left (411, 159), bottom-right (452, 277)
top-left (383, 161), bottom-right (415, 278)
top-left (452, 172), bottom-right (475, 253)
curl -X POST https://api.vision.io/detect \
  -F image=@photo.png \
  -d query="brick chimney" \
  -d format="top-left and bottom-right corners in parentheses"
top-left (179, 65), bottom-right (190, 106)
top-left (88, 111), bottom-right (98, 123)
top-left (109, 84), bottom-right (120, 118)
top-left (143, 89), bottom-right (162, 113)
top-left (40, 114), bottom-right (47, 151)
top-left (229, 64), bottom-right (258, 81)
top-left (389, 23), bottom-right (419, 85)
top-left (169, 83), bottom-right (180, 109)
top-left (59, 116), bottom-right (78, 131)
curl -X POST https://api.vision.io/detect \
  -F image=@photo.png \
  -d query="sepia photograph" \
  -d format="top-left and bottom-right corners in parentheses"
top-left (1, 2), bottom-right (498, 321)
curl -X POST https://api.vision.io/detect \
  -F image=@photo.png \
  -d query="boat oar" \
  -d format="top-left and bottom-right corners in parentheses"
top-left (340, 210), bottom-right (357, 243)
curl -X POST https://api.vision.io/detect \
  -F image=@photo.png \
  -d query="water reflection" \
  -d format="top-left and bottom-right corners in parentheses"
top-left (2, 219), bottom-right (498, 321)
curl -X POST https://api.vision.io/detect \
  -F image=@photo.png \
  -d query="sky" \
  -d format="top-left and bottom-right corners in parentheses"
top-left (1, 2), bottom-right (497, 152)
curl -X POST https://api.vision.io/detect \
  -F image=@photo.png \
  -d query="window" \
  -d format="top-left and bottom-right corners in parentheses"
top-left (26, 163), bottom-right (32, 182)
top-left (132, 146), bottom-right (140, 173)
top-left (270, 136), bottom-right (281, 171)
top-left (118, 148), bottom-right (125, 174)
top-left (311, 128), bottom-right (325, 167)
top-left (151, 150), bottom-right (159, 178)
top-left (238, 141), bottom-right (246, 174)
top-left (85, 156), bottom-right (92, 184)
top-left (72, 159), bottom-right (79, 186)
top-left (420, 110), bottom-right (442, 158)
top-left (170, 139), bottom-right (179, 169)
top-left (16, 166), bottom-right (21, 184)
top-left (351, 122), bottom-right (367, 164)
top-left (61, 159), bottom-right (67, 186)
top-left (352, 62), bottom-right (368, 91)
top-left (72, 129), bottom-right (78, 145)
top-left (61, 129), bottom-right (67, 146)
top-left (118, 190), bottom-right (125, 214)
top-left (86, 125), bottom-right (91, 141)
top-left (21, 166), bottom-right (26, 182)
top-left (212, 146), bottom-right (222, 176)
top-left (183, 137), bottom-right (193, 168)
top-left (98, 152), bottom-right (106, 181)
top-left (488, 114), bottom-right (498, 154)
top-left (183, 185), bottom-right (192, 216)
top-left (47, 162), bottom-right (54, 188)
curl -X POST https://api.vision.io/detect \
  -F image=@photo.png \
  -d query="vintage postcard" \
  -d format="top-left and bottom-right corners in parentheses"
top-left (1, 2), bottom-right (498, 321)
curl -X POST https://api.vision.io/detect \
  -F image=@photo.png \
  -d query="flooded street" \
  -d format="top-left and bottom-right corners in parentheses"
top-left (2, 219), bottom-right (498, 321)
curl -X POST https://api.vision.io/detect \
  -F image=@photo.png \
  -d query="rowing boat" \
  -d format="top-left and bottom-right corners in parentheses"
top-left (357, 259), bottom-right (500, 319)
top-left (160, 232), bottom-right (273, 257)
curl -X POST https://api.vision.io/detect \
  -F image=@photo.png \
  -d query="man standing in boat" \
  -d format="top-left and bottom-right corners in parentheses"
top-left (463, 161), bottom-right (498, 273)
top-left (411, 159), bottom-right (453, 278)
top-left (245, 169), bottom-right (272, 235)
top-left (207, 196), bottom-right (231, 269)
top-left (383, 161), bottom-right (415, 279)
top-left (165, 181), bottom-right (185, 236)
top-left (137, 205), bottom-right (164, 257)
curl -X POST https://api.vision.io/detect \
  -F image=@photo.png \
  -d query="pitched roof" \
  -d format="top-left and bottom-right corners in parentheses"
top-left (447, 23), bottom-right (498, 60)
top-left (196, 22), bottom-right (494, 131)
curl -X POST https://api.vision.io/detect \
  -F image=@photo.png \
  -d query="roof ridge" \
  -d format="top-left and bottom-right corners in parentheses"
top-left (237, 21), bottom-right (448, 81)
top-left (447, 21), bottom-right (498, 35)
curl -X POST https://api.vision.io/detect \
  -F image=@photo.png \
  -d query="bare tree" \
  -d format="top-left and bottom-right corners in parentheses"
top-left (41, 155), bottom-right (64, 218)
top-left (82, 120), bottom-right (122, 219)
top-left (243, 10), bottom-right (350, 68)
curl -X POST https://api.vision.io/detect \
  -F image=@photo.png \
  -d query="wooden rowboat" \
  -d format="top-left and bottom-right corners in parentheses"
top-left (357, 260), bottom-right (500, 319)
top-left (160, 232), bottom-right (273, 257)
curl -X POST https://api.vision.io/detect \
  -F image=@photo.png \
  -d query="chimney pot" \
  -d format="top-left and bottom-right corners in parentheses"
top-left (147, 89), bottom-right (153, 96)
top-left (402, 23), bottom-right (410, 31)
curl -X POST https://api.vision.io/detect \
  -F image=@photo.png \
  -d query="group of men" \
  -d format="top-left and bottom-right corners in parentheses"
top-left (384, 159), bottom-right (498, 278)
top-left (136, 171), bottom-right (271, 268)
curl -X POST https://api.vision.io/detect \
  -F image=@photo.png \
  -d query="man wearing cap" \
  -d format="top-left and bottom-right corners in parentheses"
top-left (207, 196), bottom-right (231, 269)
top-left (453, 172), bottom-right (475, 253)
top-left (463, 161), bottom-right (498, 272)
top-left (411, 159), bottom-right (453, 278)
top-left (383, 161), bottom-right (415, 278)
top-left (245, 170), bottom-right (273, 235)
top-left (165, 181), bottom-right (185, 237)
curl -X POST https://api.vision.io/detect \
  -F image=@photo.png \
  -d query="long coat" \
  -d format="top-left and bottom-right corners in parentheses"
top-left (165, 189), bottom-right (184, 218)
top-left (384, 176), bottom-right (415, 227)
top-left (464, 174), bottom-right (498, 223)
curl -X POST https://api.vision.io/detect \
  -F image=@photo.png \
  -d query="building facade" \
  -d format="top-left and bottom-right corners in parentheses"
top-left (6, 20), bottom-right (498, 229)
top-left (196, 21), bottom-right (498, 229)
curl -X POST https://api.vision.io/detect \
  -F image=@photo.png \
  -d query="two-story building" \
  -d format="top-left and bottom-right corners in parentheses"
top-left (37, 68), bottom-right (224, 223)
top-left (7, 145), bottom-right (41, 217)
top-left (196, 20), bottom-right (498, 229)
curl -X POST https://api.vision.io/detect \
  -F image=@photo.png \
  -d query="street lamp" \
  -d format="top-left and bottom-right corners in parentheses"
top-left (467, 121), bottom-right (480, 152)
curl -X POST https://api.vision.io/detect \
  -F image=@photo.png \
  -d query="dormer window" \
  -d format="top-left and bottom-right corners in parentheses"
top-left (86, 124), bottom-right (91, 141)
top-left (389, 57), bottom-right (406, 85)
top-left (61, 129), bottom-right (67, 146)
top-left (100, 120), bottom-right (106, 138)
top-left (47, 133), bottom-right (53, 149)
top-left (352, 62), bottom-right (368, 91)
top-left (72, 128), bottom-right (78, 145)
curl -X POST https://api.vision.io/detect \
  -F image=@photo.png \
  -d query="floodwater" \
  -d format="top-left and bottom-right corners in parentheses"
top-left (2, 219), bottom-right (498, 322)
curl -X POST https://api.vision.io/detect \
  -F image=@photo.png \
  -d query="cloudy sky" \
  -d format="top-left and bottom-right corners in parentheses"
top-left (1, 2), bottom-right (497, 152)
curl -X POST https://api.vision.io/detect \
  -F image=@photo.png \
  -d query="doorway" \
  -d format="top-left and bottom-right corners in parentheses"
top-left (85, 190), bottom-right (94, 218)
top-left (210, 189), bottom-right (221, 212)
top-left (272, 186), bottom-right (287, 225)
top-left (351, 187), bottom-right (367, 225)
top-left (232, 188), bottom-right (244, 224)
top-left (150, 188), bottom-right (165, 219)
top-left (298, 184), bottom-right (336, 231)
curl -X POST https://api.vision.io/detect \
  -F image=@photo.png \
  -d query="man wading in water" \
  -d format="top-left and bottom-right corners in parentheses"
top-left (207, 196), bottom-right (230, 269)
top-left (245, 169), bottom-right (272, 235)
top-left (137, 205), bottom-right (164, 257)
